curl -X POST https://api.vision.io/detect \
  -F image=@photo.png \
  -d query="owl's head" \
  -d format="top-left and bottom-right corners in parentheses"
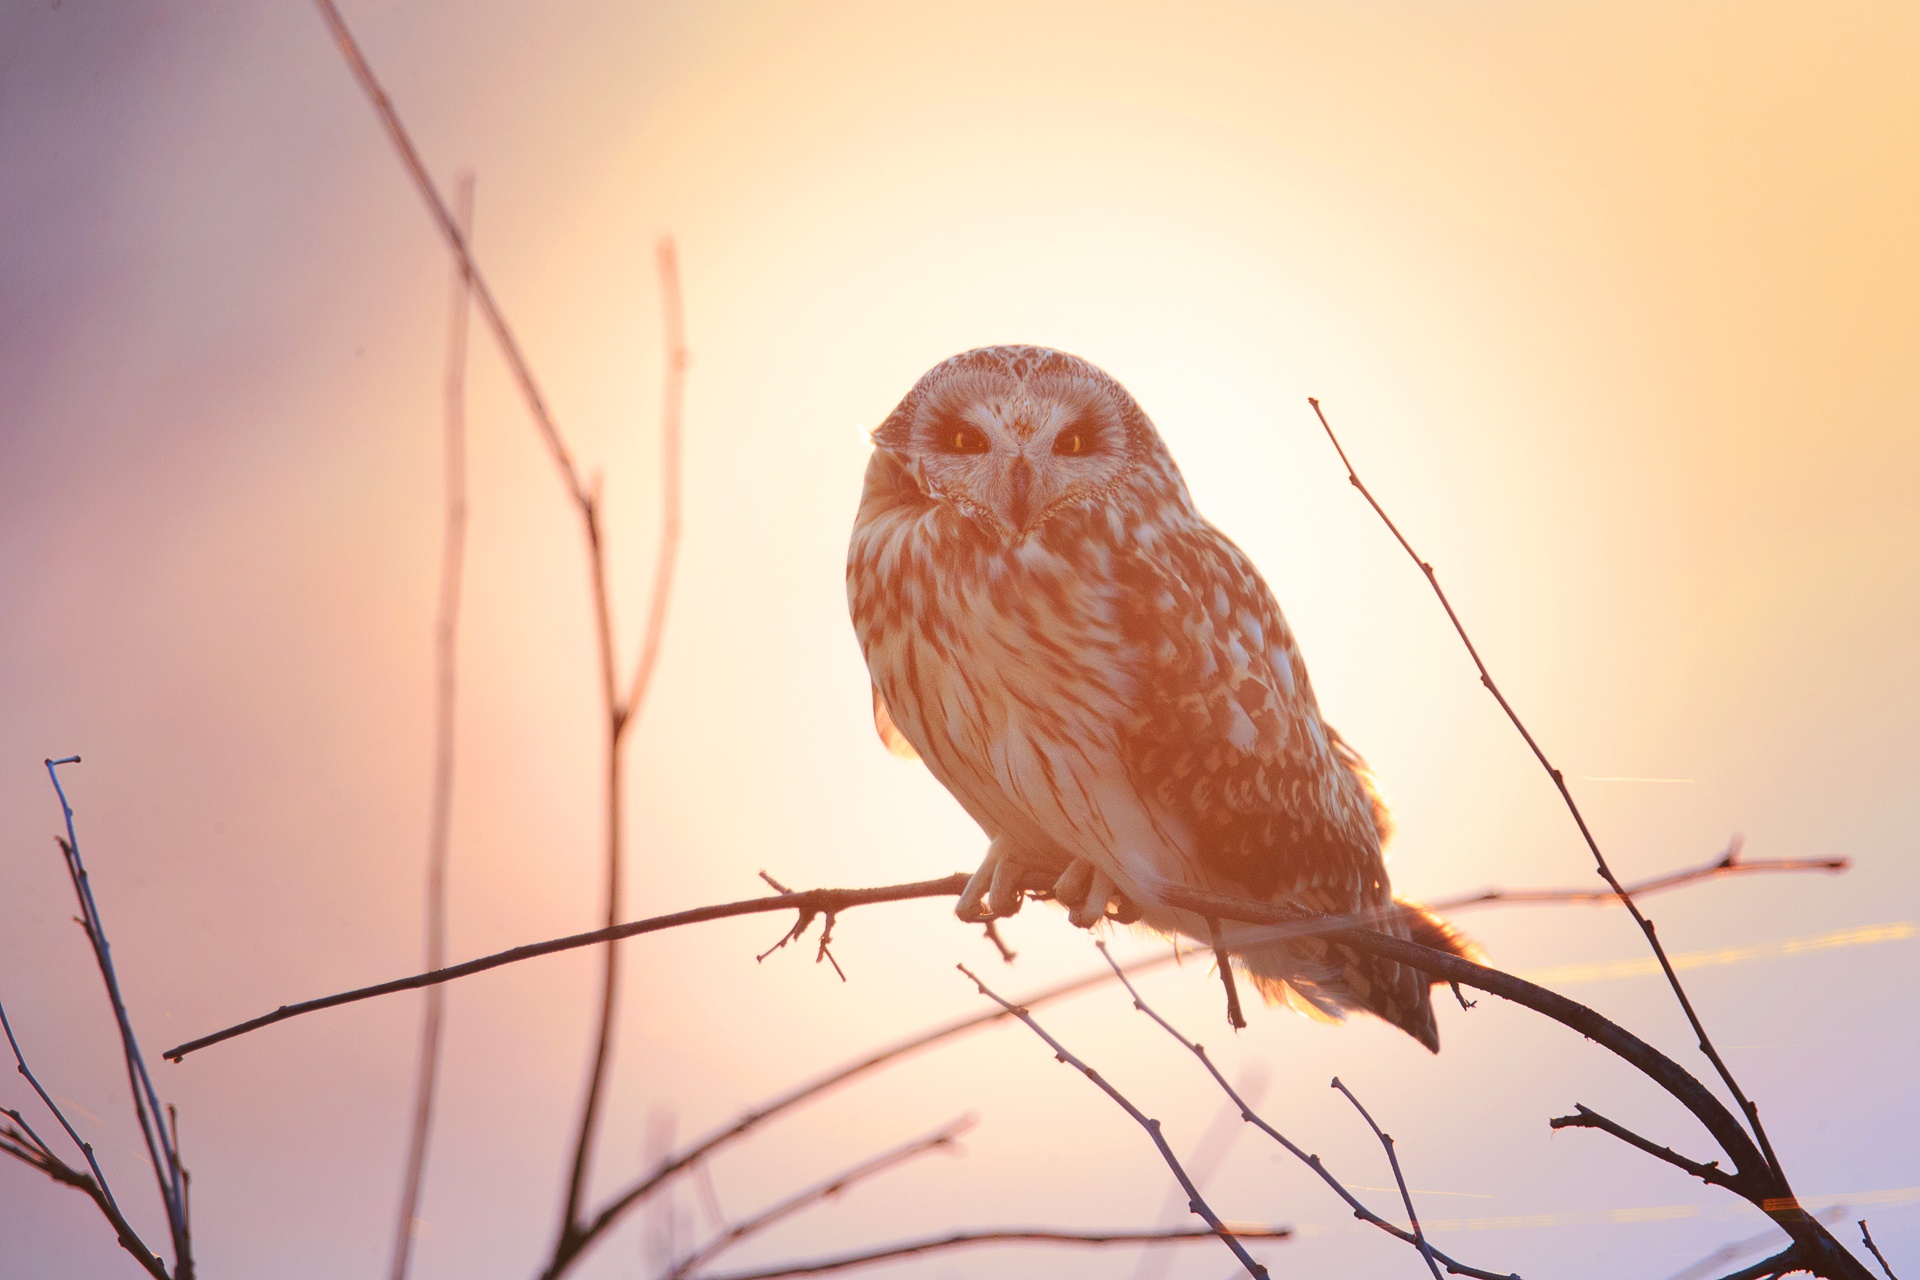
top-left (867, 345), bottom-right (1188, 538)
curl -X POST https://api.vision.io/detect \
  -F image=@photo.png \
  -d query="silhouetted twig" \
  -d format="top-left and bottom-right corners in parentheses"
top-left (1330, 1076), bottom-right (1442, 1280)
top-left (164, 875), bottom-right (969, 1061)
top-left (692, 1224), bottom-right (1295, 1280)
top-left (957, 964), bottom-right (1269, 1278)
top-left (388, 166), bottom-right (476, 1280)
top-left (45, 757), bottom-right (192, 1277)
top-left (1548, 1104), bottom-right (1738, 1191)
top-left (663, 1117), bottom-right (972, 1280)
top-left (1093, 942), bottom-right (1515, 1280)
top-left (1, 1004), bottom-right (169, 1278)
top-left (1164, 881), bottom-right (1874, 1279)
top-left (1307, 397), bottom-right (1784, 1186)
top-left (1859, 1221), bottom-right (1900, 1280)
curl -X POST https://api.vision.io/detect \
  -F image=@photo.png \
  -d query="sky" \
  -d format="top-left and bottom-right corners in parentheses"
top-left (1, 2), bottom-right (1916, 1278)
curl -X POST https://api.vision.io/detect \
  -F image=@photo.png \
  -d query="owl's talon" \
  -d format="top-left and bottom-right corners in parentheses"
top-left (1052, 861), bottom-right (1094, 910)
top-left (986, 856), bottom-right (1027, 917)
top-left (1068, 868), bottom-right (1116, 929)
top-left (955, 858), bottom-right (999, 923)
top-left (1108, 891), bottom-right (1142, 925)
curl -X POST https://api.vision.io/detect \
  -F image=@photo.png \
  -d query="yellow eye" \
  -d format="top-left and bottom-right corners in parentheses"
top-left (943, 426), bottom-right (989, 454)
top-left (1054, 428), bottom-right (1095, 456)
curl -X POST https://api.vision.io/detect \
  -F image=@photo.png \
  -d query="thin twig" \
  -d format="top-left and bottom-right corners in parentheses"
top-left (1308, 398), bottom-right (1785, 1185)
top-left (388, 168), bottom-right (476, 1280)
top-left (957, 964), bottom-right (1268, 1278)
top-left (557, 949), bottom-right (1191, 1274)
top-left (1206, 918), bottom-right (1246, 1030)
top-left (620, 238), bottom-right (687, 726)
top-left (1164, 882), bottom-right (1874, 1280)
top-left (1330, 1076), bottom-right (1442, 1280)
top-left (45, 757), bottom-right (190, 1276)
top-left (1094, 942), bottom-right (1515, 1280)
top-left (164, 876), bottom-right (970, 1060)
top-left (1, 999), bottom-right (168, 1278)
top-left (1443, 837), bottom-right (1846, 909)
top-left (692, 1224), bottom-right (1295, 1280)
top-left (1860, 1221), bottom-right (1900, 1280)
top-left (1548, 1104), bottom-right (1738, 1191)
top-left (663, 1117), bottom-right (972, 1280)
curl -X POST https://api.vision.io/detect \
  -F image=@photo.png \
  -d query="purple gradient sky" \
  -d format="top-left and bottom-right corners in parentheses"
top-left (3, 3), bottom-right (1916, 1278)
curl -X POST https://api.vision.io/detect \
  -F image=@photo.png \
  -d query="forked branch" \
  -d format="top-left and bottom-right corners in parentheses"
top-left (957, 964), bottom-right (1270, 1279)
top-left (1308, 397), bottom-right (1783, 1183)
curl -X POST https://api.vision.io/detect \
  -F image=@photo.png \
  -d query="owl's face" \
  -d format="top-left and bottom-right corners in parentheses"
top-left (870, 346), bottom-right (1176, 539)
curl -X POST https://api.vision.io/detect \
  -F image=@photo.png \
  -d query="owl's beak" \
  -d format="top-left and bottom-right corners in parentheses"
top-left (1002, 456), bottom-right (1035, 531)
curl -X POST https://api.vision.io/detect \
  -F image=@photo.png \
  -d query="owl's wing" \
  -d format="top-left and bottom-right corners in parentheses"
top-left (1115, 521), bottom-right (1386, 907)
top-left (872, 683), bottom-right (921, 761)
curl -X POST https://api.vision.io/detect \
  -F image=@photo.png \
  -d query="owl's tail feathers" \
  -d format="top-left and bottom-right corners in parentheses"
top-left (1398, 898), bottom-right (1485, 971)
top-left (1237, 900), bottom-right (1483, 1055)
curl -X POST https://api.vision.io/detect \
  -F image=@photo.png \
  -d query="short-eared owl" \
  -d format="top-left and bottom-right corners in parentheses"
top-left (846, 345), bottom-right (1472, 1050)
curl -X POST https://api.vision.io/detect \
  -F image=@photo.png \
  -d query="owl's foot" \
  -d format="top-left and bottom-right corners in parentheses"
top-left (955, 837), bottom-right (1056, 922)
top-left (1051, 860), bottom-right (1143, 929)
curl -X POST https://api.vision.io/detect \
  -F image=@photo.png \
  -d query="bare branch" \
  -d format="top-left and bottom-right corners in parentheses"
top-left (557, 949), bottom-right (1189, 1277)
top-left (1094, 943), bottom-right (1516, 1280)
top-left (1163, 882), bottom-right (1876, 1280)
top-left (309, 0), bottom-right (584, 504)
top-left (619, 238), bottom-right (688, 726)
top-left (691, 1224), bottom-right (1295, 1280)
top-left (1860, 1221), bottom-right (1900, 1280)
top-left (957, 964), bottom-right (1269, 1278)
top-left (1330, 1077), bottom-right (1442, 1280)
top-left (1307, 397), bottom-right (1784, 1182)
top-left (2, 992), bottom-right (168, 1278)
top-left (1437, 837), bottom-right (1847, 911)
top-left (1709, 1245), bottom-right (1804, 1280)
top-left (164, 875), bottom-right (970, 1061)
top-left (1205, 917), bottom-right (1246, 1030)
top-left (389, 168), bottom-right (476, 1280)
top-left (1548, 1104), bottom-right (1738, 1191)
top-left (45, 758), bottom-right (190, 1276)
top-left (663, 1117), bottom-right (972, 1280)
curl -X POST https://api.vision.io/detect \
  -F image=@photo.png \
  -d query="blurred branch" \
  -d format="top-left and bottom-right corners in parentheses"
top-left (389, 168), bottom-right (476, 1280)
top-left (1094, 942), bottom-right (1515, 1280)
top-left (1437, 837), bottom-right (1847, 911)
top-left (663, 1117), bottom-right (972, 1280)
top-left (1329, 1076), bottom-right (1442, 1280)
top-left (305, 9), bottom-right (689, 1273)
top-left (1665, 1207), bottom-right (1847, 1280)
top-left (553, 947), bottom-right (1190, 1278)
top-left (1308, 397), bottom-right (1784, 1184)
top-left (957, 964), bottom-right (1269, 1279)
top-left (693, 1224), bottom-right (1295, 1280)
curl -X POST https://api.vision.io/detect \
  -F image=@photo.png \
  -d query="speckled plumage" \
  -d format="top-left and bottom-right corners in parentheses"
top-left (846, 345), bottom-right (1471, 1050)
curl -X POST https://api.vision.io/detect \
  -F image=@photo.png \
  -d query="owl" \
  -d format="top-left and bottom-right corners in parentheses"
top-left (846, 345), bottom-right (1474, 1051)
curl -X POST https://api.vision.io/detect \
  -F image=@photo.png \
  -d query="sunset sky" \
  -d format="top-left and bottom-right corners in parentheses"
top-left (2, 2), bottom-right (1916, 1278)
